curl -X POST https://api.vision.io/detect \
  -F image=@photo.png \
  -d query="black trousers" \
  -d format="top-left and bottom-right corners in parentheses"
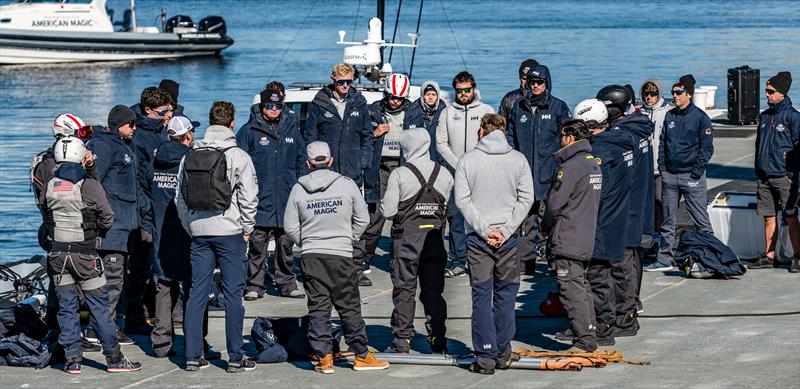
top-left (586, 259), bottom-right (613, 329)
top-left (615, 248), bottom-right (640, 329)
top-left (246, 226), bottom-right (297, 296)
top-left (355, 159), bottom-right (399, 265)
top-left (99, 251), bottom-right (126, 326)
top-left (389, 230), bottom-right (447, 350)
top-left (301, 253), bottom-right (368, 357)
top-left (554, 255), bottom-right (597, 351)
top-left (124, 230), bottom-right (154, 329)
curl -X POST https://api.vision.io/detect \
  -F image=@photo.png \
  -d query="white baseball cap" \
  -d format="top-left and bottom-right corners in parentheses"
top-left (167, 116), bottom-right (194, 137)
top-left (307, 141), bottom-right (331, 163)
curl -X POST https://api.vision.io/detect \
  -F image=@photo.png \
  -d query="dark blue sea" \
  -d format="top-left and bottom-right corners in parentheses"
top-left (1, 0), bottom-right (799, 263)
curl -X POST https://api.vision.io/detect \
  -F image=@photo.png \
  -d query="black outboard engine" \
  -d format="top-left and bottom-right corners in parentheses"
top-left (164, 15), bottom-right (195, 33)
top-left (198, 16), bottom-right (227, 36)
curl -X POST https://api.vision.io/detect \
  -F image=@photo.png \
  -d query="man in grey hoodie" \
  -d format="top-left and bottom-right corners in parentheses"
top-left (176, 101), bottom-right (259, 373)
top-left (284, 141), bottom-right (389, 374)
top-left (454, 113), bottom-right (534, 374)
top-left (437, 71), bottom-right (496, 277)
top-left (640, 79), bottom-right (670, 250)
top-left (381, 127), bottom-right (453, 354)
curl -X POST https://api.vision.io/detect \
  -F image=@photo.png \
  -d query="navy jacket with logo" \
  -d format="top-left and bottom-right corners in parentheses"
top-left (658, 102), bottom-right (714, 178)
top-left (755, 96), bottom-right (800, 178)
top-left (148, 140), bottom-right (191, 282)
top-left (302, 85), bottom-right (373, 186)
top-left (405, 98), bottom-right (447, 166)
top-left (589, 129), bottom-right (635, 261)
top-left (131, 103), bottom-right (169, 190)
top-left (506, 67), bottom-right (571, 200)
top-left (238, 105), bottom-right (308, 227)
top-left (610, 111), bottom-right (656, 244)
top-left (87, 126), bottom-right (152, 252)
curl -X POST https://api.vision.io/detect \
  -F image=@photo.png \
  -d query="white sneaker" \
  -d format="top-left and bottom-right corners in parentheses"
top-left (243, 291), bottom-right (260, 301)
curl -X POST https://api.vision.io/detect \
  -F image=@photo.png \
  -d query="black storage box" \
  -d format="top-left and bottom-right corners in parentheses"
top-left (727, 66), bottom-right (760, 125)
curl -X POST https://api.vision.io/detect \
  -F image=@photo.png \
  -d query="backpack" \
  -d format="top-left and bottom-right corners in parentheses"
top-left (181, 146), bottom-right (234, 211)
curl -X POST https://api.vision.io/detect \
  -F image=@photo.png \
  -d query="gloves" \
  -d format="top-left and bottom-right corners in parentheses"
top-left (140, 229), bottom-right (153, 244)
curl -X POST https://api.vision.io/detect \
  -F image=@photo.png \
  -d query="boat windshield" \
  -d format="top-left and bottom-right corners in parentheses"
top-left (11, 0), bottom-right (93, 3)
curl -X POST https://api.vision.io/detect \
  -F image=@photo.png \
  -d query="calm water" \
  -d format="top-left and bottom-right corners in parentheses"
top-left (1, 0), bottom-right (799, 263)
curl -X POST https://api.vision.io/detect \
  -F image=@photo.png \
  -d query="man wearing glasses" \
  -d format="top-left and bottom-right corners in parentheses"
top-left (646, 74), bottom-right (714, 271)
top-left (436, 71), bottom-right (495, 278)
top-left (236, 87), bottom-right (307, 300)
top-left (751, 71), bottom-right (800, 273)
top-left (506, 64), bottom-right (571, 273)
top-left (640, 79), bottom-right (670, 258)
top-left (303, 63), bottom-right (373, 189)
top-left (498, 58), bottom-right (538, 124)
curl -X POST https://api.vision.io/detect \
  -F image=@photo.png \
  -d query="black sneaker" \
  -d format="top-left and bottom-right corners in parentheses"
top-left (186, 357), bottom-right (210, 371)
top-left (362, 261), bottom-right (372, 274)
top-left (596, 327), bottom-right (616, 347)
top-left (555, 328), bottom-right (575, 341)
top-left (116, 330), bottom-right (135, 345)
top-left (82, 338), bottom-right (102, 352)
top-left (614, 323), bottom-right (639, 337)
top-left (106, 357), bottom-right (143, 373)
top-left (444, 265), bottom-right (467, 278)
top-left (427, 336), bottom-right (448, 355)
top-left (64, 360), bottom-right (82, 374)
top-left (124, 321), bottom-right (153, 336)
top-left (746, 256), bottom-right (776, 269)
top-left (468, 361), bottom-right (494, 375)
top-left (204, 347), bottom-right (222, 361)
top-left (358, 272), bottom-right (373, 287)
top-left (227, 357), bottom-right (256, 373)
top-left (791, 258), bottom-right (800, 273)
top-left (495, 351), bottom-right (517, 370)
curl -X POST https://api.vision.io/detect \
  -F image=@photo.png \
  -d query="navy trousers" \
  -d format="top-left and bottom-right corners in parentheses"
top-left (448, 212), bottom-right (468, 269)
top-left (185, 234), bottom-right (247, 362)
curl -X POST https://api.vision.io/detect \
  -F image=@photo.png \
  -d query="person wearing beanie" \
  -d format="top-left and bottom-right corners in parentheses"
top-left (646, 74), bottom-right (714, 272)
top-left (751, 71), bottom-right (800, 273)
top-left (498, 58), bottom-right (538, 122)
top-left (406, 80), bottom-right (447, 165)
top-left (506, 63), bottom-right (571, 273)
top-left (84, 104), bottom-right (152, 345)
top-left (236, 85), bottom-right (308, 300)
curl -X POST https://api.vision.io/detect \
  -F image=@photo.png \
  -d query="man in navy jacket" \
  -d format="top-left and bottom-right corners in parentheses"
top-left (237, 87), bottom-right (307, 299)
top-left (647, 74), bottom-right (714, 271)
top-left (750, 71), bottom-right (800, 272)
top-left (506, 64), bottom-right (571, 270)
top-left (405, 80), bottom-right (447, 165)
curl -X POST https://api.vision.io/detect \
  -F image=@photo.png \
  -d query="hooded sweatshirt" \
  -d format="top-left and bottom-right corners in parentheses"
top-left (175, 125), bottom-right (258, 237)
top-left (381, 128), bottom-right (454, 219)
top-left (283, 169), bottom-right (369, 257)
top-left (454, 130), bottom-right (534, 239)
top-left (639, 79), bottom-right (670, 174)
top-left (436, 90), bottom-right (495, 170)
top-left (405, 80), bottom-right (446, 165)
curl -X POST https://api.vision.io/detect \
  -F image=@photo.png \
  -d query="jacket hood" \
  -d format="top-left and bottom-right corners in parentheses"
top-left (475, 130), bottom-right (513, 155)
top-left (131, 103), bottom-right (167, 133)
top-left (769, 95), bottom-right (793, 110)
top-left (641, 79), bottom-right (666, 109)
top-left (420, 80), bottom-right (442, 111)
top-left (154, 140), bottom-right (190, 168)
top-left (611, 111), bottom-right (655, 139)
top-left (450, 89), bottom-right (485, 111)
top-left (527, 64), bottom-right (552, 90)
top-left (591, 128), bottom-right (636, 151)
top-left (54, 162), bottom-right (87, 183)
top-left (297, 169), bottom-right (342, 193)
top-left (400, 127), bottom-right (431, 162)
top-left (554, 139), bottom-right (592, 164)
top-left (196, 125), bottom-right (237, 148)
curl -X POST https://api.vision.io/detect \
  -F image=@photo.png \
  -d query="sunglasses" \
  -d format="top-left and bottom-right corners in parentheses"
top-left (765, 88), bottom-right (779, 95)
top-left (263, 102), bottom-right (284, 111)
top-left (335, 79), bottom-right (354, 86)
top-left (643, 92), bottom-right (659, 98)
top-left (671, 90), bottom-right (687, 96)
top-left (152, 106), bottom-right (173, 116)
top-left (529, 79), bottom-right (546, 86)
top-left (456, 87), bottom-right (473, 94)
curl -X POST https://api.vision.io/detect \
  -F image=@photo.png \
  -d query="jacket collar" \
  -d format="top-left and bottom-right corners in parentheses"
top-left (554, 139), bottom-right (592, 164)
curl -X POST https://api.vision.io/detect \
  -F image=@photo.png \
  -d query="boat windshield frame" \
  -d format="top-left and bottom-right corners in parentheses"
top-left (11, 0), bottom-right (93, 4)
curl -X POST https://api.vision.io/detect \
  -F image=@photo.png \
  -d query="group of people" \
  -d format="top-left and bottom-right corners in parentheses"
top-left (30, 58), bottom-right (799, 376)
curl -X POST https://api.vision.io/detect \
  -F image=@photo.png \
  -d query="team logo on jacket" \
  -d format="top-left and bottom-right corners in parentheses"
top-left (623, 150), bottom-right (634, 167)
top-left (123, 153), bottom-right (131, 163)
top-left (776, 124), bottom-right (786, 132)
top-left (470, 115), bottom-right (480, 121)
top-left (351, 111), bottom-right (360, 117)
top-left (324, 112), bottom-right (334, 118)
top-left (452, 114), bottom-right (462, 121)
top-left (520, 114), bottom-right (528, 123)
top-left (260, 136), bottom-right (269, 145)
top-left (541, 114), bottom-right (551, 120)
top-left (306, 196), bottom-right (344, 215)
top-left (285, 137), bottom-right (294, 144)
top-left (668, 121), bottom-right (675, 129)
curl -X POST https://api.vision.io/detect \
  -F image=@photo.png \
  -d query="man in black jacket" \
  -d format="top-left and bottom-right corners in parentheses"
top-left (542, 120), bottom-right (603, 353)
top-left (498, 59), bottom-right (537, 123)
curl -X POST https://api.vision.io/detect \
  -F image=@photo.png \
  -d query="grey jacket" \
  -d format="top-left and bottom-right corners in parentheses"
top-left (454, 130), bottom-right (534, 239)
top-left (542, 139), bottom-right (603, 261)
top-left (176, 125), bottom-right (258, 237)
top-left (284, 168), bottom-right (369, 257)
top-left (640, 78), bottom-right (670, 174)
top-left (436, 92), bottom-right (495, 169)
top-left (381, 127), bottom-right (454, 219)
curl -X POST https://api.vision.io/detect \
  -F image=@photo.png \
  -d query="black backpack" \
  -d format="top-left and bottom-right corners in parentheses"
top-left (181, 146), bottom-right (234, 211)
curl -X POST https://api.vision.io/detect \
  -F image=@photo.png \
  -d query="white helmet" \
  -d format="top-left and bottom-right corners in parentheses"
top-left (52, 113), bottom-right (86, 138)
top-left (53, 135), bottom-right (87, 164)
top-left (384, 73), bottom-right (410, 98)
top-left (573, 99), bottom-right (608, 126)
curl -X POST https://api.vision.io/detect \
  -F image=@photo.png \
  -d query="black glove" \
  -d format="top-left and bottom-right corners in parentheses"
top-left (140, 229), bottom-right (153, 244)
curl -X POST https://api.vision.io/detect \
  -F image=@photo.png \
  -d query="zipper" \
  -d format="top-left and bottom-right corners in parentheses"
top-left (463, 104), bottom-right (468, 154)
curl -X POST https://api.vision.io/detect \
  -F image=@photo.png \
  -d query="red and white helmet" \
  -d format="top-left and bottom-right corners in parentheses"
top-left (385, 73), bottom-right (410, 99)
top-left (52, 113), bottom-right (86, 138)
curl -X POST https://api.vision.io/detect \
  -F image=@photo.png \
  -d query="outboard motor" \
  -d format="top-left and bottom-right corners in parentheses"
top-left (165, 15), bottom-right (195, 33)
top-left (198, 16), bottom-right (227, 36)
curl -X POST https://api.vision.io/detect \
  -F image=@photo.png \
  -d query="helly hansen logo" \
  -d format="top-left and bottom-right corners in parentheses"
top-left (324, 112), bottom-right (334, 118)
top-left (260, 137), bottom-right (269, 146)
top-left (482, 344), bottom-right (492, 350)
top-left (351, 111), bottom-right (360, 117)
top-left (306, 196), bottom-right (344, 215)
top-left (541, 114), bottom-right (551, 120)
top-left (285, 137), bottom-right (294, 144)
top-left (469, 115), bottom-right (480, 121)
top-left (520, 115), bottom-right (528, 123)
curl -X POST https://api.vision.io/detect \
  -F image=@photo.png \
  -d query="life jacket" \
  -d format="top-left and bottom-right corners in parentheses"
top-left (391, 163), bottom-right (446, 236)
top-left (44, 177), bottom-right (98, 244)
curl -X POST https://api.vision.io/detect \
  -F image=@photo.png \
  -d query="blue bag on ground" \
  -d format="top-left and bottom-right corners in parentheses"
top-left (0, 333), bottom-right (52, 368)
top-left (675, 230), bottom-right (746, 278)
top-left (270, 316), bottom-right (343, 361)
top-left (251, 317), bottom-right (288, 363)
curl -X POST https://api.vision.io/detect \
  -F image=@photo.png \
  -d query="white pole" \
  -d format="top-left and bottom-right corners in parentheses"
top-left (130, 0), bottom-right (137, 31)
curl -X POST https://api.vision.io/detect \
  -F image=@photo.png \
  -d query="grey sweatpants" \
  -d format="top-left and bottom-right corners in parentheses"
top-left (657, 171), bottom-right (713, 265)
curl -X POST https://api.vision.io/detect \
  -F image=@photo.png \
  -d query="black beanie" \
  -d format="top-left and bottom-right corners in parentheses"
top-left (159, 79), bottom-right (180, 103)
top-left (673, 74), bottom-right (696, 96)
top-left (768, 71), bottom-right (792, 95)
top-left (519, 59), bottom-right (539, 76)
top-left (260, 88), bottom-right (283, 105)
top-left (107, 105), bottom-right (137, 129)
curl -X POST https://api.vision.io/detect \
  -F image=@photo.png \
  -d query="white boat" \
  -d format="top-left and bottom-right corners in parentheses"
top-left (0, 0), bottom-right (233, 65)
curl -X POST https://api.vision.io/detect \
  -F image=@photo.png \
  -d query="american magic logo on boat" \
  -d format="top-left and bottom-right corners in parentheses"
top-left (32, 18), bottom-right (94, 28)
